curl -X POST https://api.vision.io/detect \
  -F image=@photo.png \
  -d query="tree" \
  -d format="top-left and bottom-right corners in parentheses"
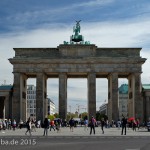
top-left (47, 115), bottom-right (55, 120)
top-left (96, 112), bottom-right (108, 121)
top-left (54, 113), bottom-right (59, 118)
top-left (67, 113), bottom-right (77, 121)
top-left (79, 112), bottom-right (88, 120)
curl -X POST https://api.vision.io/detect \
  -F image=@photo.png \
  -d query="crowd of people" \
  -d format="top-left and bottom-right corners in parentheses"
top-left (0, 116), bottom-right (149, 136)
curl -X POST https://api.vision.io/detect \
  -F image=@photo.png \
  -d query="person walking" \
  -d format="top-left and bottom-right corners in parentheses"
top-left (19, 119), bottom-right (23, 129)
top-left (31, 118), bottom-right (36, 132)
top-left (12, 119), bottom-right (16, 131)
top-left (84, 119), bottom-right (88, 131)
top-left (43, 117), bottom-right (49, 136)
top-left (132, 119), bottom-right (137, 131)
top-left (25, 118), bottom-right (32, 136)
top-left (50, 120), bottom-right (55, 131)
top-left (101, 118), bottom-right (105, 134)
top-left (117, 119), bottom-right (121, 130)
top-left (55, 119), bottom-right (61, 133)
top-left (8, 119), bottom-right (12, 130)
top-left (89, 116), bottom-right (96, 135)
top-left (136, 119), bottom-right (140, 130)
top-left (121, 116), bottom-right (127, 135)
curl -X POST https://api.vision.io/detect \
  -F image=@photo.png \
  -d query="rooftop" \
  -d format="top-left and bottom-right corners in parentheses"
top-left (142, 84), bottom-right (150, 90)
top-left (0, 85), bottom-right (13, 90)
top-left (119, 84), bottom-right (128, 94)
top-left (48, 98), bottom-right (55, 104)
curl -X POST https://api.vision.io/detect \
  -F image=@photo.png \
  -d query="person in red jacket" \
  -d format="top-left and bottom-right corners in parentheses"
top-left (50, 120), bottom-right (55, 131)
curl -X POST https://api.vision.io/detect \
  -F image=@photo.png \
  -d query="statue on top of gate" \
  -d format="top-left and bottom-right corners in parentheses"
top-left (70, 20), bottom-right (84, 43)
top-left (63, 20), bottom-right (91, 45)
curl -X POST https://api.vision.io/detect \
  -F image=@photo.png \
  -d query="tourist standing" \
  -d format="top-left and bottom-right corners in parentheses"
top-left (43, 117), bottom-right (49, 136)
top-left (136, 119), bottom-right (140, 130)
top-left (117, 119), bottom-right (121, 130)
top-left (63, 119), bottom-right (67, 127)
top-left (8, 119), bottom-right (11, 130)
top-left (132, 119), bottom-right (137, 131)
top-left (89, 116), bottom-right (96, 135)
top-left (25, 118), bottom-right (32, 136)
top-left (101, 118), bottom-right (105, 134)
top-left (12, 119), bottom-right (16, 131)
top-left (121, 116), bottom-right (127, 135)
top-left (69, 118), bottom-right (74, 132)
top-left (19, 119), bottom-right (23, 129)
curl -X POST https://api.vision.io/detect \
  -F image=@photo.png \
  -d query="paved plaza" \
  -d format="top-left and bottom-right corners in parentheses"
top-left (0, 127), bottom-right (150, 150)
top-left (0, 126), bottom-right (149, 137)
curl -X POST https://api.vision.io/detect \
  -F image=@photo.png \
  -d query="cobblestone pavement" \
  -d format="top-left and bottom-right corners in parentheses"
top-left (0, 126), bottom-right (149, 137)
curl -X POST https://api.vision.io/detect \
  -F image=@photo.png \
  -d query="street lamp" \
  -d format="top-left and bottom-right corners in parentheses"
top-left (69, 105), bottom-right (71, 118)
top-left (76, 104), bottom-right (86, 118)
top-left (76, 104), bottom-right (81, 117)
top-left (80, 107), bottom-right (87, 120)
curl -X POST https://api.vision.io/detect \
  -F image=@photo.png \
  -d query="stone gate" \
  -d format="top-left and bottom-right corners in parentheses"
top-left (9, 44), bottom-right (146, 122)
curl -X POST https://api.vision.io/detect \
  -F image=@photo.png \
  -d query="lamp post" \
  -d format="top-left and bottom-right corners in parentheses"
top-left (69, 105), bottom-right (71, 119)
top-left (76, 104), bottom-right (86, 119)
top-left (76, 104), bottom-right (80, 117)
top-left (80, 107), bottom-right (87, 120)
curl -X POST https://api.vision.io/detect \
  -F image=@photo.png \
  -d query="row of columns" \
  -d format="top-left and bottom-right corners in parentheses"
top-left (12, 72), bottom-right (142, 123)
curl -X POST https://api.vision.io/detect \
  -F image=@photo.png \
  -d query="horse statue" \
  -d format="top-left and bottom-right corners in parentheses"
top-left (70, 20), bottom-right (84, 43)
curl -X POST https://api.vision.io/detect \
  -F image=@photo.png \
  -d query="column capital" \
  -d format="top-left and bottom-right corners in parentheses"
top-left (59, 72), bottom-right (67, 76)
top-left (108, 72), bottom-right (118, 77)
top-left (36, 73), bottom-right (48, 79)
top-left (88, 72), bottom-right (96, 75)
top-left (128, 72), bottom-right (141, 77)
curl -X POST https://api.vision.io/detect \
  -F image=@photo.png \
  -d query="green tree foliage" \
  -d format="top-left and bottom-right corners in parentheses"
top-left (47, 113), bottom-right (60, 121)
top-left (54, 113), bottom-right (59, 118)
top-left (96, 112), bottom-right (108, 121)
top-left (47, 115), bottom-right (55, 120)
top-left (79, 112), bottom-right (88, 120)
top-left (67, 113), bottom-right (77, 121)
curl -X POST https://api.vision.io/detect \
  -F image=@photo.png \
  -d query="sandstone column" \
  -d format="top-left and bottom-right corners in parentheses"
top-left (128, 74), bottom-right (134, 118)
top-left (59, 73), bottom-right (67, 120)
top-left (20, 74), bottom-right (27, 121)
top-left (108, 73), bottom-right (118, 122)
top-left (36, 73), bottom-right (47, 122)
top-left (12, 72), bottom-right (22, 122)
top-left (128, 73), bottom-right (143, 121)
top-left (134, 73), bottom-right (143, 120)
top-left (108, 77), bottom-right (112, 122)
top-left (88, 73), bottom-right (96, 120)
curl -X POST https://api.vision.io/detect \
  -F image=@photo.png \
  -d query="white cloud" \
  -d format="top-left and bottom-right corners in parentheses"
top-left (5, 0), bottom-right (115, 28)
top-left (82, 19), bottom-right (150, 47)
top-left (74, 0), bottom-right (115, 7)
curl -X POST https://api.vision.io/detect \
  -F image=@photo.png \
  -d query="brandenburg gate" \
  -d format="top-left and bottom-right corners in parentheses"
top-left (9, 21), bottom-right (146, 122)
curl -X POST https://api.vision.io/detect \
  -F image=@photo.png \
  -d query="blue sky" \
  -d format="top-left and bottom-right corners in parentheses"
top-left (1, 0), bottom-right (150, 33)
top-left (0, 0), bottom-right (150, 113)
